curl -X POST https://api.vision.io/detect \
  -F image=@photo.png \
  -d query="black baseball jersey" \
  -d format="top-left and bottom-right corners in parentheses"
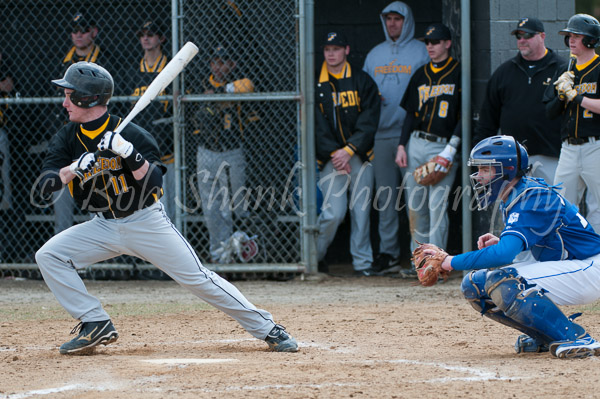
top-left (400, 57), bottom-right (461, 139)
top-left (545, 54), bottom-right (600, 139)
top-left (40, 113), bottom-right (166, 218)
top-left (193, 73), bottom-right (258, 152)
top-left (130, 53), bottom-right (173, 162)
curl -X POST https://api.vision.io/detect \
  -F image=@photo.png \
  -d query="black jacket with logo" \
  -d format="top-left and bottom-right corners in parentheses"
top-left (315, 61), bottom-right (380, 168)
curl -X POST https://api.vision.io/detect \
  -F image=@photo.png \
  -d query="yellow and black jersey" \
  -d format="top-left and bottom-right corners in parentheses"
top-left (40, 112), bottom-right (166, 218)
top-left (545, 54), bottom-right (600, 140)
top-left (193, 73), bottom-right (258, 152)
top-left (400, 57), bottom-right (461, 141)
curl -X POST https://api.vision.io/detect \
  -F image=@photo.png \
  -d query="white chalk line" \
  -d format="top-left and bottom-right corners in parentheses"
top-left (389, 359), bottom-right (529, 382)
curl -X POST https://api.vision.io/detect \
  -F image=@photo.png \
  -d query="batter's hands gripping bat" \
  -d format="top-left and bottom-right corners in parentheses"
top-left (94, 41), bottom-right (199, 160)
top-left (558, 55), bottom-right (577, 101)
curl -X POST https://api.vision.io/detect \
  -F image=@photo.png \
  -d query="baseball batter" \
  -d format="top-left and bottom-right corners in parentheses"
top-left (396, 23), bottom-right (461, 255)
top-left (34, 62), bottom-right (298, 354)
top-left (435, 136), bottom-right (600, 359)
top-left (545, 14), bottom-right (600, 233)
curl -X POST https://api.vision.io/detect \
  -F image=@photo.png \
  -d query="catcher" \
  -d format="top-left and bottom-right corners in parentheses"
top-left (418, 135), bottom-right (600, 359)
top-left (395, 23), bottom-right (461, 277)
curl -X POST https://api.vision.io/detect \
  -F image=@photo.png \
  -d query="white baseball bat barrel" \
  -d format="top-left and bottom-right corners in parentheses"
top-left (93, 41), bottom-right (199, 159)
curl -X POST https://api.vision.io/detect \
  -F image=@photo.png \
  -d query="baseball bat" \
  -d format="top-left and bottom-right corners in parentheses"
top-left (558, 55), bottom-right (577, 101)
top-left (94, 41), bottom-right (199, 159)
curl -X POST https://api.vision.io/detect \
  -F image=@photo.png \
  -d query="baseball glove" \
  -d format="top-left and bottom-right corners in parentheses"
top-left (413, 155), bottom-right (452, 186)
top-left (411, 241), bottom-right (450, 287)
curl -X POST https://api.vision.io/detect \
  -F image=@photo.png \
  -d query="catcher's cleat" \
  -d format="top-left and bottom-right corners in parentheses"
top-left (514, 334), bottom-right (549, 353)
top-left (59, 320), bottom-right (119, 355)
top-left (551, 334), bottom-right (600, 359)
top-left (399, 267), bottom-right (418, 279)
top-left (265, 325), bottom-right (298, 352)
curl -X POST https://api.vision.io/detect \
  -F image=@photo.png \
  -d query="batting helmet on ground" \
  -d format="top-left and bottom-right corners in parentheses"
top-left (52, 62), bottom-right (114, 108)
top-left (559, 14), bottom-right (600, 48)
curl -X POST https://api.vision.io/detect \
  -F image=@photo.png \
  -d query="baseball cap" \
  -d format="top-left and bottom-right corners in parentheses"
top-left (71, 12), bottom-right (95, 31)
top-left (323, 31), bottom-right (348, 47)
top-left (511, 17), bottom-right (544, 35)
top-left (137, 20), bottom-right (165, 37)
top-left (419, 23), bottom-right (452, 41)
top-left (381, 9), bottom-right (404, 17)
top-left (211, 45), bottom-right (231, 60)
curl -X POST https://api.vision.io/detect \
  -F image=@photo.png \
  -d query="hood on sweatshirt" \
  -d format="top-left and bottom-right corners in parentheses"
top-left (380, 1), bottom-right (416, 45)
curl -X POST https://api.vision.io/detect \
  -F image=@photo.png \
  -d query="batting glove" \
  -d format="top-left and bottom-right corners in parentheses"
top-left (555, 80), bottom-right (574, 95)
top-left (554, 70), bottom-right (574, 87)
top-left (69, 152), bottom-right (96, 178)
top-left (98, 131), bottom-right (134, 158)
top-left (564, 88), bottom-right (579, 102)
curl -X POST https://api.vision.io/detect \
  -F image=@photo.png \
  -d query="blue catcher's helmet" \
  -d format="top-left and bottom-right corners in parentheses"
top-left (468, 135), bottom-right (530, 210)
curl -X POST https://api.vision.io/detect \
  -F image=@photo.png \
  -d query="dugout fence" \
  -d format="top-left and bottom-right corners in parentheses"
top-left (0, 0), bottom-right (314, 278)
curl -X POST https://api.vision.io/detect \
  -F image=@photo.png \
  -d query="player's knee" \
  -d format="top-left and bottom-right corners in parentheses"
top-left (461, 269), bottom-right (490, 313)
top-left (34, 244), bottom-right (51, 269)
top-left (484, 267), bottom-right (522, 313)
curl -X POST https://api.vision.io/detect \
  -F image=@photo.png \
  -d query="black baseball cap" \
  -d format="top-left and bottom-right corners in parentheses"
top-left (137, 20), bottom-right (165, 37)
top-left (419, 23), bottom-right (452, 41)
top-left (323, 31), bottom-right (348, 47)
top-left (211, 45), bottom-right (231, 60)
top-left (71, 12), bottom-right (95, 30)
top-left (511, 17), bottom-right (544, 35)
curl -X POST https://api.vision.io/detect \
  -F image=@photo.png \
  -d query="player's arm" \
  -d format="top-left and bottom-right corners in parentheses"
top-left (345, 74), bottom-right (381, 155)
top-left (450, 234), bottom-right (525, 271)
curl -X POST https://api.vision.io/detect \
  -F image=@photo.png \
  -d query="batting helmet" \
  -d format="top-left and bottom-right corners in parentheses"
top-left (468, 135), bottom-right (530, 210)
top-left (559, 14), bottom-right (600, 48)
top-left (52, 62), bottom-right (113, 108)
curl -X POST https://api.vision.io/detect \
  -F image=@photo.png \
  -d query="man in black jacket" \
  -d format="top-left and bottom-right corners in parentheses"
top-left (475, 17), bottom-right (565, 183)
top-left (315, 31), bottom-right (381, 275)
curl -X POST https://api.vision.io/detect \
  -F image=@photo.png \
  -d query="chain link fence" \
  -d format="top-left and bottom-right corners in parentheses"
top-left (0, 0), bottom-right (305, 278)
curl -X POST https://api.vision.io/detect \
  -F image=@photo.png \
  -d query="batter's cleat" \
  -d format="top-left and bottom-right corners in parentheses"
top-left (514, 334), bottom-right (549, 353)
top-left (59, 320), bottom-right (119, 355)
top-left (551, 334), bottom-right (600, 359)
top-left (265, 325), bottom-right (298, 352)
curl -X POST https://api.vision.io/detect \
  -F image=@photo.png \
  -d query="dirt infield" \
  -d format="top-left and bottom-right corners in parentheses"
top-left (1, 272), bottom-right (600, 399)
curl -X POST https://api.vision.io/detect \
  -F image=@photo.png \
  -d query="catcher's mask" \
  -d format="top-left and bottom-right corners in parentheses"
top-left (468, 135), bottom-right (530, 210)
top-left (560, 14), bottom-right (600, 48)
top-left (52, 61), bottom-right (114, 108)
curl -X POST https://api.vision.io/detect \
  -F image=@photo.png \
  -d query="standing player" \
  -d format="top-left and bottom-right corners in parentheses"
top-left (363, 1), bottom-right (429, 274)
top-left (130, 20), bottom-right (174, 220)
top-left (34, 62), bottom-right (298, 354)
top-left (395, 23), bottom-right (461, 264)
top-left (193, 46), bottom-right (258, 264)
top-left (438, 136), bottom-right (600, 358)
top-left (315, 31), bottom-right (380, 275)
top-left (545, 13), bottom-right (600, 233)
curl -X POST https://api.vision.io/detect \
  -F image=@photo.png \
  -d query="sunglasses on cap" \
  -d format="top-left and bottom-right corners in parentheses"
top-left (424, 39), bottom-right (441, 45)
top-left (515, 32), bottom-right (536, 40)
top-left (137, 30), bottom-right (158, 38)
top-left (72, 27), bottom-right (92, 34)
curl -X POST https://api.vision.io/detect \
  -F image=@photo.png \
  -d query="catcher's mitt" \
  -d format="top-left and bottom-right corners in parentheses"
top-left (413, 155), bottom-right (452, 186)
top-left (411, 241), bottom-right (450, 287)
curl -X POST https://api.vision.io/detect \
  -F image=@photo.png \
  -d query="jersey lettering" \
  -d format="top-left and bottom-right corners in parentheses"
top-left (331, 90), bottom-right (359, 108)
top-left (417, 84), bottom-right (456, 108)
top-left (575, 82), bottom-right (597, 95)
top-left (81, 156), bottom-right (123, 182)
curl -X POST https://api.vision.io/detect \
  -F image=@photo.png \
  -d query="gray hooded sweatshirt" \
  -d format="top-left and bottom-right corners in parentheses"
top-left (363, 1), bottom-right (429, 140)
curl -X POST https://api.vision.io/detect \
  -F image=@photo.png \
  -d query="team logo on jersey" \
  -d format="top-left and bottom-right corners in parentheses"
top-left (507, 212), bottom-right (520, 224)
top-left (575, 82), bottom-right (597, 95)
top-left (417, 83), bottom-right (456, 107)
top-left (80, 156), bottom-right (124, 183)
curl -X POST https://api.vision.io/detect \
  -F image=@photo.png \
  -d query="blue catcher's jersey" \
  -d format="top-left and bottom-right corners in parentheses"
top-left (501, 177), bottom-right (600, 261)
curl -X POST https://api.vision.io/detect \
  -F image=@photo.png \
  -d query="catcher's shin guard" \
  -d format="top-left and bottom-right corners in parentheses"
top-left (484, 267), bottom-right (586, 343)
top-left (461, 270), bottom-right (573, 345)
